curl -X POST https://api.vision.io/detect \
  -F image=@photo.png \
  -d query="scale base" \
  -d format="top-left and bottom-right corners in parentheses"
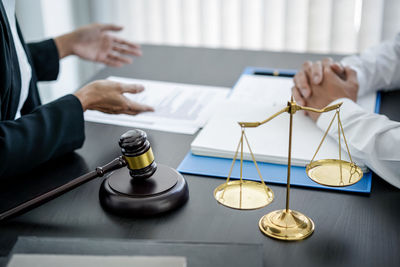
top-left (259, 209), bottom-right (314, 241)
top-left (99, 164), bottom-right (189, 217)
top-left (214, 180), bottom-right (274, 210)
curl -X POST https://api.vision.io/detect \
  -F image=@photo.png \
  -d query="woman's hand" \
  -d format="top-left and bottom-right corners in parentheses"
top-left (54, 24), bottom-right (142, 67)
top-left (74, 80), bottom-right (154, 115)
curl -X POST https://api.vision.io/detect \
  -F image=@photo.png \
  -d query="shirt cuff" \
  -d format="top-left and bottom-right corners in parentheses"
top-left (316, 98), bottom-right (364, 133)
top-left (340, 57), bottom-right (367, 98)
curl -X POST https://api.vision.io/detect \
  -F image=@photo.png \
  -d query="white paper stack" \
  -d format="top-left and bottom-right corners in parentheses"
top-left (84, 77), bottom-right (229, 134)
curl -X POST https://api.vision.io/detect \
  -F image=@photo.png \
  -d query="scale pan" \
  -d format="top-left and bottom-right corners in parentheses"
top-left (214, 180), bottom-right (274, 210)
top-left (306, 159), bottom-right (363, 187)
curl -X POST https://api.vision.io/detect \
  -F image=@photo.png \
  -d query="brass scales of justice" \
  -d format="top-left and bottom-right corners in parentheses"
top-left (213, 96), bottom-right (364, 241)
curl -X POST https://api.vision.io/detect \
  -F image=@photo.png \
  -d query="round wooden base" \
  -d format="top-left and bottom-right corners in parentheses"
top-left (99, 164), bottom-right (189, 217)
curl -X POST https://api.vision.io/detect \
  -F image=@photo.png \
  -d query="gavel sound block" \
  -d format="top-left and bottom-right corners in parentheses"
top-left (99, 129), bottom-right (189, 216)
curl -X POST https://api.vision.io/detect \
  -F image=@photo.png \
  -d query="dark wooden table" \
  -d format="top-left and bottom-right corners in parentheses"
top-left (1, 45), bottom-right (399, 267)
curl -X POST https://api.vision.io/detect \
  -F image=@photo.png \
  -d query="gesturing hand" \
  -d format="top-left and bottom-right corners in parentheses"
top-left (55, 24), bottom-right (142, 67)
top-left (74, 80), bottom-right (154, 115)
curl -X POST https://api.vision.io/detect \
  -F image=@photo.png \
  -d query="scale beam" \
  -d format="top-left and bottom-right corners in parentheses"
top-left (238, 106), bottom-right (289, 128)
top-left (299, 102), bottom-right (342, 114)
top-left (237, 101), bottom-right (342, 129)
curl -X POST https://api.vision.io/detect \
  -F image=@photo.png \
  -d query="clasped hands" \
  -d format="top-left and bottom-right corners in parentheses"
top-left (55, 23), bottom-right (153, 114)
top-left (292, 58), bottom-right (359, 121)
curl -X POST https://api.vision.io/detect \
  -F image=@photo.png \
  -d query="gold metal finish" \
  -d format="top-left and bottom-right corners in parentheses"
top-left (257, 97), bottom-right (315, 240)
top-left (213, 128), bottom-right (274, 210)
top-left (306, 110), bottom-right (363, 186)
top-left (299, 102), bottom-right (342, 114)
top-left (237, 102), bottom-right (341, 128)
top-left (214, 180), bottom-right (274, 210)
top-left (306, 159), bottom-right (363, 187)
top-left (238, 106), bottom-right (289, 128)
top-left (214, 95), bottom-right (363, 241)
top-left (285, 107), bottom-right (293, 212)
top-left (259, 209), bottom-right (314, 241)
top-left (124, 148), bottom-right (154, 170)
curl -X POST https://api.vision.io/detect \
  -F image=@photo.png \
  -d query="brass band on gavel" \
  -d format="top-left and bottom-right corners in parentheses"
top-left (124, 147), bottom-right (155, 170)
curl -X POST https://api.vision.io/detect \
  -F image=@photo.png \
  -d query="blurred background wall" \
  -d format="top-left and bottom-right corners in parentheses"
top-left (15, 0), bottom-right (400, 103)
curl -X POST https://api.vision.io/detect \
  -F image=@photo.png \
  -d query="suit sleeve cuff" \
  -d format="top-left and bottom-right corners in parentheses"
top-left (40, 93), bottom-right (85, 148)
top-left (27, 39), bottom-right (60, 81)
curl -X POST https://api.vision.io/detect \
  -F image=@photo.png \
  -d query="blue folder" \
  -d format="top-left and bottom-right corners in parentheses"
top-left (178, 67), bottom-right (380, 194)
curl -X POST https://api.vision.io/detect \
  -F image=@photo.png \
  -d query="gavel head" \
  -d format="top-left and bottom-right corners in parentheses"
top-left (119, 129), bottom-right (157, 180)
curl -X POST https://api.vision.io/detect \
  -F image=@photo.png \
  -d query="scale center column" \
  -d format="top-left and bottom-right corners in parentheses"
top-left (258, 99), bottom-right (315, 241)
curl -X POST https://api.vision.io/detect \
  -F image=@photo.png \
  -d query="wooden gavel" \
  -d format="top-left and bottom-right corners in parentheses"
top-left (0, 129), bottom-right (188, 221)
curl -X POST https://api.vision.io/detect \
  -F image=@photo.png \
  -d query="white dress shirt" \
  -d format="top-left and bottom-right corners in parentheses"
top-left (316, 33), bottom-right (400, 189)
top-left (2, 0), bottom-right (32, 119)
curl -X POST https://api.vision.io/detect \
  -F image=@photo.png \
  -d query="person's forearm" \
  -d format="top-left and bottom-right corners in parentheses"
top-left (341, 33), bottom-right (400, 97)
top-left (74, 89), bottom-right (91, 112)
top-left (317, 98), bottom-right (400, 189)
top-left (54, 33), bottom-right (75, 59)
top-left (27, 40), bottom-right (60, 81)
top-left (0, 95), bottom-right (84, 177)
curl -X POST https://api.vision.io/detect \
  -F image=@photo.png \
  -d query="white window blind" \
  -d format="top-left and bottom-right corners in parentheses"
top-left (91, 0), bottom-right (400, 54)
top-left (16, 0), bottom-right (400, 102)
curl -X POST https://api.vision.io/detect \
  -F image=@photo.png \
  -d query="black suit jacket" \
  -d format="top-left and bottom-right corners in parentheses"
top-left (0, 3), bottom-right (85, 177)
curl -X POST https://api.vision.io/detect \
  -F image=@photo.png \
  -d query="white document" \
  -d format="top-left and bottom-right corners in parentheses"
top-left (191, 74), bottom-right (377, 170)
top-left (84, 77), bottom-right (229, 134)
top-left (7, 254), bottom-right (187, 267)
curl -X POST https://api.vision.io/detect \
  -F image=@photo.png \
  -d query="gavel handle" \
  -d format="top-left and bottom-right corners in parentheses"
top-left (0, 156), bottom-right (126, 222)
